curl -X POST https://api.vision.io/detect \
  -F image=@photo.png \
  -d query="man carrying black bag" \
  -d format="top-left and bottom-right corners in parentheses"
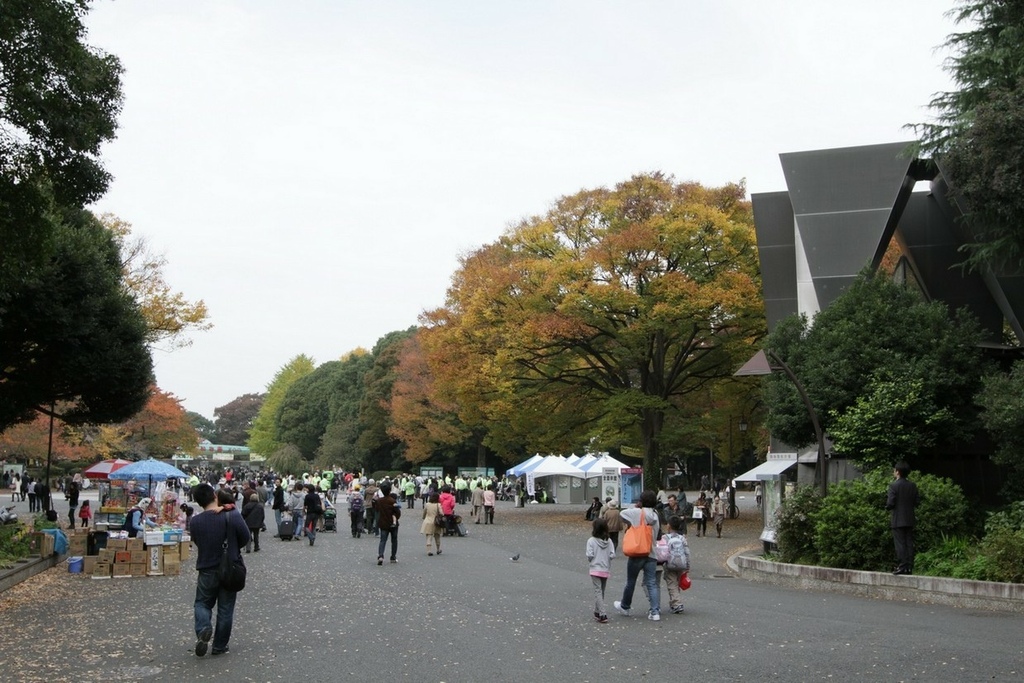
top-left (190, 483), bottom-right (250, 657)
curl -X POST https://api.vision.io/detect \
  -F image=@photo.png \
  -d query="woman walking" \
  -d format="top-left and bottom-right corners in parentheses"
top-left (420, 493), bottom-right (444, 556)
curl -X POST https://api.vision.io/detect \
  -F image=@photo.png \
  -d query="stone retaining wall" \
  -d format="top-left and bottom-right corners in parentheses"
top-left (0, 554), bottom-right (61, 593)
top-left (734, 554), bottom-right (1024, 614)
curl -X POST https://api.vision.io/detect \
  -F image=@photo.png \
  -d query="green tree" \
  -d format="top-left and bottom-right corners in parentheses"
top-left (213, 393), bottom-right (263, 446)
top-left (316, 350), bottom-right (373, 470)
top-left (913, 1), bottom-right (1024, 270)
top-left (277, 361), bottom-right (344, 462)
top-left (424, 174), bottom-right (764, 477)
top-left (247, 355), bottom-right (315, 457)
top-left (355, 329), bottom-right (416, 471)
top-left (0, 212), bottom-right (153, 430)
top-left (186, 411), bottom-right (216, 442)
top-left (0, 0), bottom-right (124, 292)
top-left (977, 360), bottom-right (1024, 497)
top-left (764, 271), bottom-right (986, 469)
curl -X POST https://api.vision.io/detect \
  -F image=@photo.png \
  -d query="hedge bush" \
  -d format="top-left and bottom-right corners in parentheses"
top-left (774, 469), bottom-right (970, 571)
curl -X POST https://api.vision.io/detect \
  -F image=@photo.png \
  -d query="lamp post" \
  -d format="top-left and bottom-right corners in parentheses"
top-left (735, 349), bottom-right (827, 496)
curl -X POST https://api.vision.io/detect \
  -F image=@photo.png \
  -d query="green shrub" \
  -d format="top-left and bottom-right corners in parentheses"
top-left (812, 469), bottom-right (969, 571)
top-left (984, 501), bottom-right (1024, 534)
top-left (914, 534), bottom-right (992, 580)
top-left (0, 524), bottom-right (33, 567)
top-left (774, 484), bottom-right (823, 564)
top-left (980, 528), bottom-right (1024, 583)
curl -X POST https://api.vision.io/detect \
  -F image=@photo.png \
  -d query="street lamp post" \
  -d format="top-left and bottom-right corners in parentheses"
top-left (735, 349), bottom-right (827, 496)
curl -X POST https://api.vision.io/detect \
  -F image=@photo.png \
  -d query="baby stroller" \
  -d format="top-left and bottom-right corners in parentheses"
top-left (322, 501), bottom-right (338, 532)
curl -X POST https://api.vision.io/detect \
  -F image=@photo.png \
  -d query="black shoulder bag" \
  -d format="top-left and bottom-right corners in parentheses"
top-left (218, 512), bottom-right (247, 592)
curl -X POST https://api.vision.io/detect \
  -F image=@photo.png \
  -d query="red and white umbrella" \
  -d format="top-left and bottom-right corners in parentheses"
top-left (82, 458), bottom-right (133, 480)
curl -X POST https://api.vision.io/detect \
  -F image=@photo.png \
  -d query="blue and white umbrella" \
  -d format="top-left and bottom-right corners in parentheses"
top-left (108, 458), bottom-right (189, 483)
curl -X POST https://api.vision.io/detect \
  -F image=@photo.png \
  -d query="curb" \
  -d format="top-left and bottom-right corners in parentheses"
top-left (727, 551), bottom-right (1024, 614)
top-left (0, 554), bottom-right (62, 593)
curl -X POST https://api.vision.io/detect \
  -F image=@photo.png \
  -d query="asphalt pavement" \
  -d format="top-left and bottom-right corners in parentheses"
top-left (1, 490), bottom-right (1021, 682)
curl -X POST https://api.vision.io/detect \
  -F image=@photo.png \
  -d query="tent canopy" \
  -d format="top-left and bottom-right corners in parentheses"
top-left (734, 459), bottom-right (797, 482)
top-left (523, 455), bottom-right (586, 479)
top-left (82, 458), bottom-right (133, 480)
top-left (108, 458), bottom-right (188, 482)
top-left (507, 454), bottom-right (545, 476)
top-left (578, 454), bottom-right (628, 478)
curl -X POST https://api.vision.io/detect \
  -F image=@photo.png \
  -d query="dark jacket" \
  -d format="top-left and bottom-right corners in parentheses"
top-left (272, 485), bottom-right (285, 511)
top-left (242, 500), bottom-right (265, 530)
top-left (373, 495), bottom-right (401, 530)
top-left (190, 508), bottom-right (251, 571)
top-left (886, 477), bottom-right (919, 528)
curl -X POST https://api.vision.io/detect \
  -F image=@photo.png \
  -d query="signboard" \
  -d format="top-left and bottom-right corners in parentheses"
top-left (619, 467), bottom-right (643, 507)
top-left (526, 472), bottom-right (536, 497)
top-left (601, 467), bottom-right (620, 505)
top-left (420, 467), bottom-right (443, 478)
top-left (458, 467), bottom-right (495, 477)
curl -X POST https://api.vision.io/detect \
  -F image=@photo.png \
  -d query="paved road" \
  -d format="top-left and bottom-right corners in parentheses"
top-left (2, 495), bottom-right (1021, 682)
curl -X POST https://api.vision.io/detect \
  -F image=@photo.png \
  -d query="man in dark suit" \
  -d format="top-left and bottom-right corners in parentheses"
top-left (886, 461), bottom-right (920, 575)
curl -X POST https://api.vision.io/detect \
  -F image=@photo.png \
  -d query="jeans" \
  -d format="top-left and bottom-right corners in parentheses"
top-left (292, 511), bottom-right (304, 538)
top-left (619, 556), bottom-right (659, 615)
top-left (273, 509), bottom-right (282, 533)
top-left (378, 526), bottom-right (398, 560)
top-left (305, 514), bottom-right (319, 545)
top-left (194, 569), bottom-right (238, 653)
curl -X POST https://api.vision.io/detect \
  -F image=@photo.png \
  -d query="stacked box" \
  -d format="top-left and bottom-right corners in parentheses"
top-left (147, 545), bottom-right (163, 576)
top-left (107, 538), bottom-right (127, 552)
top-left (83, 556), bottom-right (98, 574)
top-left (130, 550), bottom-right (147, 564)
top-left (114, 551), bottom-right (131, 564)
top-left (92, 562), bottom-right (112, 579)
top-left (163, 548), bottom-right (181, 576)
top-left (127, 538), bottom-right (144, 552)
top-left (130, 563), bottom-right (147, 577)
top-left (68, 534), bottom-right (88, 556)
top-left (179, 542), bottom-right (191, 561)
top-left (112, 563), bottom-right (131, 578)
top-left (144, 531), bottom-right (163, 547)
top-left (98, 548), bottom-right (115, 563)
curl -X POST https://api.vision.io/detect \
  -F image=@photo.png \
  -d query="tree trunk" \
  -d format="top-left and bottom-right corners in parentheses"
top-left (641, 407), bottom-right (664, 486)
top-left (475, 431), bottom-right (487, 470)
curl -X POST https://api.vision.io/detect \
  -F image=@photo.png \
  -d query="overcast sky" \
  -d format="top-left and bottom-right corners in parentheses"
top-left (84, 1), bottom-right (958, 419)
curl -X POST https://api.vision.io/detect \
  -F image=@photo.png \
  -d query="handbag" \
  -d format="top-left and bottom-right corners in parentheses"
top-left (622, 509), bottom-right (653, 558)
top-left (692, 508), bottom-right (704, 519)
top-left (217, 513), bottom-right (247, 592)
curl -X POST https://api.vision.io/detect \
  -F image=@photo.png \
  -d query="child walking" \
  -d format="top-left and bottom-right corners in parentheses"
top-left (78, 500), bottom-right (92, 528)
top-left (662, 515), bottom-right (691, 614)
top-left (586, 518), bottom-right (615, 623)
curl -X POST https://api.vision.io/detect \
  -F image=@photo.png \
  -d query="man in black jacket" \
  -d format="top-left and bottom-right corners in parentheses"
top-left (271, 479), bottom-right (285, 537)
top-left (373, 482), bottom-right (401, 565)
top-left (190, 483), bottom-right (250, 657)
top-left (886, 462), bottom-right (920, 576)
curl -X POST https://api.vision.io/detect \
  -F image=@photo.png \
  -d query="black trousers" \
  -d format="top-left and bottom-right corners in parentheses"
top-left (893, 526), bottom-right (915, 571)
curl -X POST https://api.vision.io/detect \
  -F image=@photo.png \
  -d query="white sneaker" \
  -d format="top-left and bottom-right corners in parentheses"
top-left (648, 611), bottom-right (661, 621)
top-left (613, 601), bottom-right (631, 616)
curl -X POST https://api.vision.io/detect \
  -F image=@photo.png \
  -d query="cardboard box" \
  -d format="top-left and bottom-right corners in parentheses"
top-left (107, 539), bottom-right (127, 552)
top-left (130, 550), bottom-right (148, 564)
top-left (147, 545), bottom-right (163, 575)
top-left (163, 562), bottom-right (181, 576)
top-left (114, 551), bottom-right (132, 564)
top-left (92, 562), bottom-right (112, 579)
top-left (179, 542), bottom-right (191, 561)
top-left (144, 531), bottom-right (164, 547)
top-left (68, 536), bottom-right (88, 554)
top-left (112, 563), bottom-right (131, 578)
top-left (127, 538), bottom-right (144, 552)
top-left (82, 556), bottom-right (98, 574)
top-left (98, 548), bottom-right (115, 563)
top-left (130, 563), bottom-right (147, 577)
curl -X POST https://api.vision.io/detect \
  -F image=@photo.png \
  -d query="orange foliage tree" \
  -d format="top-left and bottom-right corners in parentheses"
top-left (422, 173), bottom-right (765, 477)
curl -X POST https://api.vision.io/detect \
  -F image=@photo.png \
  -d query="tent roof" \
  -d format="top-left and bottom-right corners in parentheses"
top-left (734, 458), bottom-right (797, 482)
top-left (524, 455), bottom-right (586, 478)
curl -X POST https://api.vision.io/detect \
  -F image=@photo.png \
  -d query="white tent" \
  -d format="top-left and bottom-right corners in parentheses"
top-left (506, 453), bottom-right (545, 476)
top-left (525, 455), bottom-right (586, 478)
top-left (579, 454), bottom-right (629, 478)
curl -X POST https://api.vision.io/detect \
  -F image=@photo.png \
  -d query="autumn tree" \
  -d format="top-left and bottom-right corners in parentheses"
top-left (424, 174), bottom-right (764, 477)
top-left (248, 355), bottom-right (315, 457)
top-left (388, 330), bottom-right (472, 465)
top-left (0, 412), bottom-right (91, 464)
top-left (213, 393), bottom-right (263, 445)
top-left (102, 213), bottom-right (212, 349)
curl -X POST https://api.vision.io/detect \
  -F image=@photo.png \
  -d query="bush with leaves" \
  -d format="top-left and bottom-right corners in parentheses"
top-left (914, 535), bottom-right (992, 580)
top-left (980, 529), bottom-right (1024, 583)
top-left (774, 484), bottom-right (823, 564)
top-left (775, 469), bottom-right (971, 571)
